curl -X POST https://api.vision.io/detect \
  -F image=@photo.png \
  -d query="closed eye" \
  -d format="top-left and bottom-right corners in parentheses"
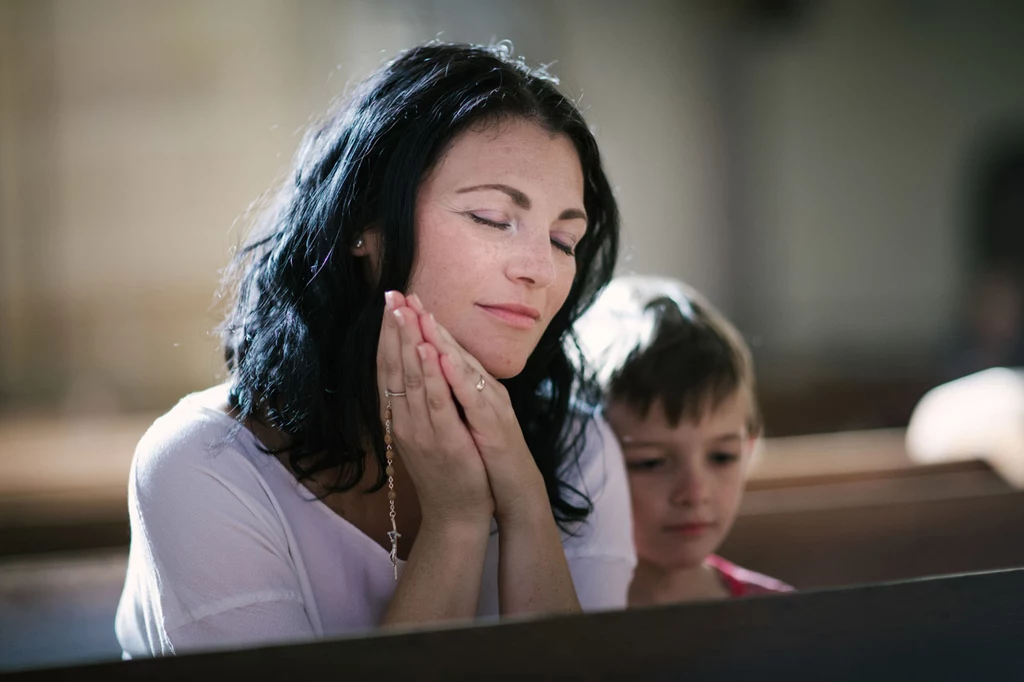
top-left (470, 213), bottom-right (577, 257)
top-left (469, 213), bottom-right (510, 229)
top-left (552, 237), bottom-right (576, 257)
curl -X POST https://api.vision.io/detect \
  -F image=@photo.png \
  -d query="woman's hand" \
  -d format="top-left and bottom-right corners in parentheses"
top-left (406, 295), bottom-right (549, 527)
top-left (377, 291), bottom-right (494, 529)
top-left (405, 295), bottom-right (581, 617)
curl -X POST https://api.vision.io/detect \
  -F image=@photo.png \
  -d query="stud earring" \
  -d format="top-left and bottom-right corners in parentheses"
top-left (355, 237), bottom-right (365, 249)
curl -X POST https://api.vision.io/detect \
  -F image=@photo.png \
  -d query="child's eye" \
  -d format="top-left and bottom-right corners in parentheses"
top-left (626, 458), bottom-right (666, 472)
top-left (709, 452), bottom-right (739, 466)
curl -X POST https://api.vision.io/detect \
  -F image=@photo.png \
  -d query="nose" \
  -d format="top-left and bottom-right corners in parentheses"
top-left (669, 464), bottom-right (710, 508)
top-left (506, 229), bottom-right (556, 288)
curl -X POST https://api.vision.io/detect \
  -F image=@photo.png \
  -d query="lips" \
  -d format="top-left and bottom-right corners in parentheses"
top-left (477, 303), bottom-right (541, 330)
top-left (663, 523), bottom-right (713, 537)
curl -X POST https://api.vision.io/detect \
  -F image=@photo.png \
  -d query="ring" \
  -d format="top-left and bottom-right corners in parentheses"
top-left (475, 375), bottom-right (486, 392)
top-left (385, 389), bottom-right (407, 397)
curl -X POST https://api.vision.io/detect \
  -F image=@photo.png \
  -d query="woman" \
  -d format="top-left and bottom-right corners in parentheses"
top-left (115, 41), bottom-right (634, 657)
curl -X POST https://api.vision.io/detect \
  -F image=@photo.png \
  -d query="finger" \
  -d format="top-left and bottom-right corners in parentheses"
top-left (439, 348), bottom-right (498, 431)
top-left (417, 314), bottom-right (508, 438)
top-left (426, 317), bottom-right (481, 393)
top-left (378, 290), bottom-right (408, 419)
top-left (393, 306), bottom-right (432, 435)
top-left (406, 293), bottom-right (426, 315)
top-left (417, 342), bottom-right (470, 438)
top-left (419, 311), bottom-right (460, 354)
top-left (421, 313), bottom-right (488, 381)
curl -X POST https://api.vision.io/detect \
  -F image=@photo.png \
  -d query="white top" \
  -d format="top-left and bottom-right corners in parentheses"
top-left (906, 367), bottom-right (1024, 487)
top-left (115, 385), bottom-right (635, 657)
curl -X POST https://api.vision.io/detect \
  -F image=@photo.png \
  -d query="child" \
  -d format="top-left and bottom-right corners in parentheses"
top-left (577, 275), bottom-right (792, 605)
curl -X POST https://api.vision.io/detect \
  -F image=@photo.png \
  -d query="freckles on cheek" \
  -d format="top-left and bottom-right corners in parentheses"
top-left (553, 272), bottom-right (575, 306)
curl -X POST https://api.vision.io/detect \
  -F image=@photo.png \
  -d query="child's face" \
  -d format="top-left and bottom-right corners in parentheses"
top-left (606, 390), bottom-right (755, 570)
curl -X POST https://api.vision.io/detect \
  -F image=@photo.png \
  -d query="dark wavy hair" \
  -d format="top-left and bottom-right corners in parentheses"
top-left (219, 42), bottom-right (619, 529)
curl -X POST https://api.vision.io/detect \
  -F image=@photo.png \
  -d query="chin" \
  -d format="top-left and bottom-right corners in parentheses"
top-left (648, 547), bottom-right (713, 570)
top-left (670, 551), bottom-right (707, 567)
top-left (478, 354), bottom-right (528, 380)
top-left (464, 341), bottom-right (533, 380)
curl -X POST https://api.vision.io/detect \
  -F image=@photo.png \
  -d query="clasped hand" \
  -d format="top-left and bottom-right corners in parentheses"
top-left (376, 291), bottom-right (546, 530)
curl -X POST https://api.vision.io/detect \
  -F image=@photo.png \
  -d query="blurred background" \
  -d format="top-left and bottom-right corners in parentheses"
top-left (1, 0), bottom-right (1023, 672)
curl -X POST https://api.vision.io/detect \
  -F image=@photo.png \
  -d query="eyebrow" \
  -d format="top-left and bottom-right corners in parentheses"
top-left (620, 439), bottom-right (666, 448)
top-left (456, 183), bottom-right (587, 222)
top-left (710, 433), bottom-right (744, 443)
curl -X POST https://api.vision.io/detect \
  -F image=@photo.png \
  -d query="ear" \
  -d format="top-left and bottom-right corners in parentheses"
top-left (350, 233), bottom-right (369, 256)
top-left (351, 226), bottom-right (383, 286)
top-left (744, 434), bottom-right (764, 477)
top-left (350, 225), bottom-right (381, 256)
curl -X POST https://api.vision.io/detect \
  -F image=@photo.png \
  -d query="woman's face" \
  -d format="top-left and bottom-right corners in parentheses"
top-left (605, 391), bottom-right (756, 570)
top-left (405, 117), bottom-right (586, 378)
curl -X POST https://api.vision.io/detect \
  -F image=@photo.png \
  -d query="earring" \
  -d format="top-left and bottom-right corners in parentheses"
top-left (355, 237), bottom-right (365, 249)
top-left (384, 400), bottom-right (400, 580)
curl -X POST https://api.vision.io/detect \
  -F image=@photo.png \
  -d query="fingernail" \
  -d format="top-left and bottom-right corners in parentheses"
top-left (393, 309), bottom-right (406, 327)
top-left (409, 293), bottom-right (423, 310)
top-left (384, 291), bottom-right (398, 311)
top-left (417, 344), bottom-right (429, 361)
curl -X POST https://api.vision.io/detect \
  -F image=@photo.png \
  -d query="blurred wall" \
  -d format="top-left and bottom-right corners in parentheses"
top-left (1, 0), bottom-right (1023, 416)
top-left (728, 0), bottom-right (1024, 382)
top-left (0, 0), bottom-right (731, 413)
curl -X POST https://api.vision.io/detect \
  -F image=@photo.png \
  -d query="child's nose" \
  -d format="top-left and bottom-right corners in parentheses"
top-left (670, 469), bottom-right (709, 507)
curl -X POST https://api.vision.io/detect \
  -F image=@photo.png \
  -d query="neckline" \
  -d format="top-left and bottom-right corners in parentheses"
top-left (705, 555), bottom-right (745, 597)
top-left (184, 389), bottom-right (408, 567)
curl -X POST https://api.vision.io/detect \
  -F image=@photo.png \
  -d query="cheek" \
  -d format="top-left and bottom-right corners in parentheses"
top-left (549, 262), bottom-right (576, 309)
top-left (713, 472), bottom-right (746, 519)
top-left (627, 476), bottom-right (665, 525)
top-left (412, 213), bottom-right (458, 273)
top-left (409, 215), bottom-right (485, 306)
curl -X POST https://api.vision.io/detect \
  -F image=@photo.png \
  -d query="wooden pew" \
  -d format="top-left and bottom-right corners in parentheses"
top-left (7, 568), bottom-right (1024, 680)
top-left (0, 424), bottom-right (937, 558)
top-left (0, 550), bottom-right (127, 672)
top-left (723, 458), bottom-right (1024, 587)
top-left (0, 413), bottom-right (144, 557)
top-left (4, 422), bottom-right (1024, 591)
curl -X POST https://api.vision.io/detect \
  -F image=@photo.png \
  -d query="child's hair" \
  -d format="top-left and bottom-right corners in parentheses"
top-left (577, 276), bottom-right (761, 433)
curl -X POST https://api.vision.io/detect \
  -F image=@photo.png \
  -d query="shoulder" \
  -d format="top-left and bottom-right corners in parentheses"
top-left (129, 385), bottom-right (276, 513)
top-left (125, 385), bottom-right (298, 590)
top-left (559, 404), bottom-right (627, 504)
top-left (707, 555), bottom-right (794, 597)
top-left (559, 405), bottom-right (633, 553)
top-left (555, 405), bottom-right (635, 609)
top-left (119, 388), bottom-right (310, 650)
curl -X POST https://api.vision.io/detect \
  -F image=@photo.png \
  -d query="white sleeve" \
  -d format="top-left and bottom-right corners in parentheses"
top-left (163, 599), bottom-right (314, 654)
top-left (560, 412), bottom-right (636, 611)
top-left (115, 414), bottom-right (315, 656)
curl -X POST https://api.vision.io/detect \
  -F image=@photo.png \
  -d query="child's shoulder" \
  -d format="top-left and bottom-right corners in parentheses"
top-left (706, 555), bottom-right (794, 597)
